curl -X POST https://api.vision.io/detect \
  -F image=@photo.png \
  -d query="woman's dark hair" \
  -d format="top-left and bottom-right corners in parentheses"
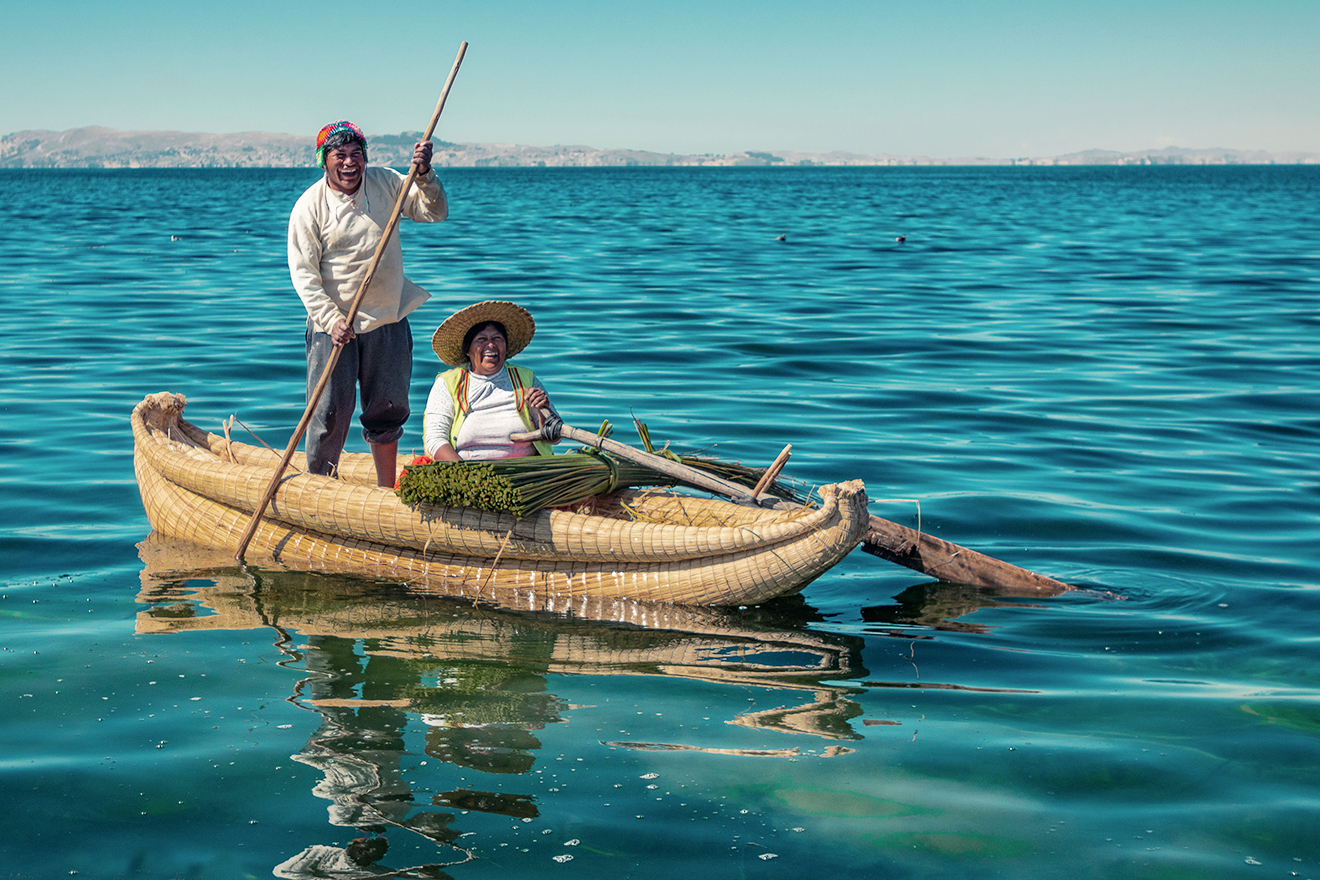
top-left (462, 321), bottom-right (507, 363)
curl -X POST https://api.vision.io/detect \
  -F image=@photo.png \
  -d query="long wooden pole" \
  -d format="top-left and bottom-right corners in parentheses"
top-left (512, 414), bottom-right (1068, 592)
top-left (234, 42), bottom-right (468, 561)
top-left (518, 417), bottom-right (763, 505)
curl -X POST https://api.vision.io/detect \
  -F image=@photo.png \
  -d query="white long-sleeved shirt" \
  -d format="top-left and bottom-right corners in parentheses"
top-left (288, 166), bottom-right (447, 335)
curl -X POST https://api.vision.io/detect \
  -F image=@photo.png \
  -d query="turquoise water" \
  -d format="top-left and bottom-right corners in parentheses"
top-left (2, 165), bottom-right (1319, 878)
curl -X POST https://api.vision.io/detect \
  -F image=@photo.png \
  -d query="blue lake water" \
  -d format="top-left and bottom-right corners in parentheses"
top-left (2, 165), bottom-right (1318, 878)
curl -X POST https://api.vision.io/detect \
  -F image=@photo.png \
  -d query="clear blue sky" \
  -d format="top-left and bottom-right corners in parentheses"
top-left (6, 0), bottom-right (1317, 157)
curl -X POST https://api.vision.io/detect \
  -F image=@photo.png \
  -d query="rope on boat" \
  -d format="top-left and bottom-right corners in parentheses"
top-left (476, 528), bottom-right (516, 603)
top-left (537, 412), bottom-right (564, 443)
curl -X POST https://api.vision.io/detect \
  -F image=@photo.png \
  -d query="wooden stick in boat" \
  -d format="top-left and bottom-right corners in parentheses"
top-left (513, 414), bottom-right (762, 505)
top-left (751, 444), bottom-right (792, 496)
top-left (234, 42), bottom-right (468, 561)
top-left (513, 413), bottom-right (1069, 592)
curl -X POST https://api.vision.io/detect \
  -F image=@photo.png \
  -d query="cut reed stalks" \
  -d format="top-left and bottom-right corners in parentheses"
top-left (634, 418), bottom-right (802, 502)
top-left (396, 451), bottom-right (675, 517)
top-left (395, 440), bottom-right (801, 517)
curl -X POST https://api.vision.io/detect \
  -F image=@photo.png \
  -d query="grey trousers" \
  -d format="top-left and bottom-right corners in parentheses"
top-left (304, 318), bottom-right (412, 477)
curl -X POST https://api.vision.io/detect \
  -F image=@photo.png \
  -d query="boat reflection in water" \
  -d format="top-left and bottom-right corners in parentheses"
top-left (861, 579), bottom-right (1074, 635)
top-left (136, 534), bottom-right (873, 877)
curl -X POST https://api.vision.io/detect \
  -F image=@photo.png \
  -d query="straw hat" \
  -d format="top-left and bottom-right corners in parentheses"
top-left (431, 300), bottom-right (536, 366)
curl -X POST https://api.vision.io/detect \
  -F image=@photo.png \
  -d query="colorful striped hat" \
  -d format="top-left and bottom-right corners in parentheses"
top-left (315, 121), bottom-right (367, 168)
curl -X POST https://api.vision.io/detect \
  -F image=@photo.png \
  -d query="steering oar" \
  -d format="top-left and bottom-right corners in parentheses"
top-left (512, 411), bottom-right (1069, 592)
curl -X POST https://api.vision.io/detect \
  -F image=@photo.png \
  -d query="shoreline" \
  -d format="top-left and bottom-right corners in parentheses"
top-left (4, 127), bottom-right (1316, 169)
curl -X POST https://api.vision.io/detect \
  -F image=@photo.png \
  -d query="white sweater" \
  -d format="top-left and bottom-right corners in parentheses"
top-left (423, 368), bottom-right (552, 460)
top-left (288, 166), bottom-right (447, 335)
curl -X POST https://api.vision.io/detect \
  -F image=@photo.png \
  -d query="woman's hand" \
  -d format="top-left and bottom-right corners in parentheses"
top-left (524, 387), bottom-right (550, 412)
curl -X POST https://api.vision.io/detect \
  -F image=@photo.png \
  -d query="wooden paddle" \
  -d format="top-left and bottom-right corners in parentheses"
top-left (512, 412), bottom-right (1069, 592)
top-left (234, 42), bottom-right (468, 561)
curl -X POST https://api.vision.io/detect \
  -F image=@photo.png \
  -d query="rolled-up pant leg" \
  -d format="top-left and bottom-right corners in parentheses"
top-left (357, 318), bottom-right (412, 447)
top-left (305, 319), bottom-right (356, 477)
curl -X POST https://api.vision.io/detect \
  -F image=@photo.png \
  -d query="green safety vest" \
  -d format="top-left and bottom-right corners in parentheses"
top-left (439, 364), bottom-right (555, 458)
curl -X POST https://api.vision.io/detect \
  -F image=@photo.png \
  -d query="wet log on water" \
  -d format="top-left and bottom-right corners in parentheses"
top-left (861, 514), bottom-right (1069, 592)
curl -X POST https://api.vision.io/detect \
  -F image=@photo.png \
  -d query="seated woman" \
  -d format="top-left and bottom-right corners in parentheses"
top-left (423, 300), bottom-right (558, 461)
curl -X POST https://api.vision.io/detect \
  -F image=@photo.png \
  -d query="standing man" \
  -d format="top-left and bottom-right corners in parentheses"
top-left (288, 120), bottom-right (448, 485)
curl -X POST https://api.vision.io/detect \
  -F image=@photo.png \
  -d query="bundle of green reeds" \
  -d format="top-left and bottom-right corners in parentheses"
top-left (395, 452), bottom-right (676, 517)
top-left (396, 419), bottom-right (801, 516)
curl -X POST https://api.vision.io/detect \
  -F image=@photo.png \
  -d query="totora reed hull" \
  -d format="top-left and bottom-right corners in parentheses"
top-left (132, 393), bottom-right (869, 611)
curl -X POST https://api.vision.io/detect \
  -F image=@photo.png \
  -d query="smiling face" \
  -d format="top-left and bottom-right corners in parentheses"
top-left (465, 322), bottom-right (508, 376)
top-left (324, 144), bottom-right (366, 194)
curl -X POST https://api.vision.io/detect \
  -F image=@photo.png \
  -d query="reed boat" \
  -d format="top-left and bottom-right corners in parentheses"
top-left (132, 392), bottom-right (870, 610)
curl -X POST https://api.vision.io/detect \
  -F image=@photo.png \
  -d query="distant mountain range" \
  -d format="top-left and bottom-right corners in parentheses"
top-left (2, 126), bottom-right (1316, 168)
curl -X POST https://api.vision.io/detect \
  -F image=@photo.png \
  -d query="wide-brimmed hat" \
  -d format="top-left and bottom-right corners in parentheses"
top-left (431, 300), bottom-right (536, 366)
